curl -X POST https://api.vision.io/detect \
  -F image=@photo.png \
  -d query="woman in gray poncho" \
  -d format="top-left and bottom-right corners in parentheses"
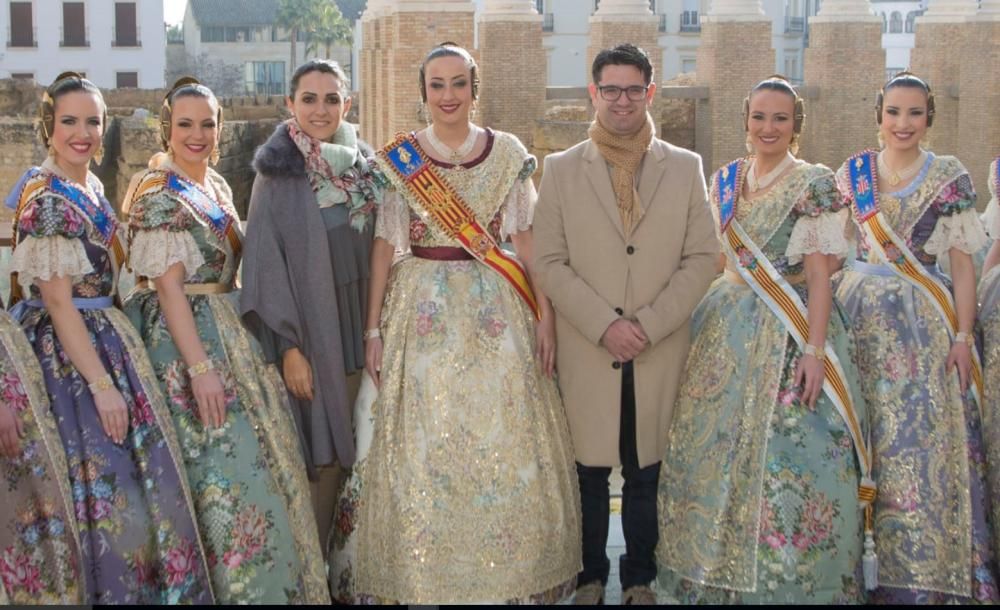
top-left (240, 59), bottom-right (381, 546)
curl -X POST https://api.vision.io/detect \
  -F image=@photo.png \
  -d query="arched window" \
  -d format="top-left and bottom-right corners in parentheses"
top-left (905, 11), bottom-right (917, 33)
top-left (890, 11), bottom-right (903, 33)
top-left (881, 12), bottom-right (888, 33)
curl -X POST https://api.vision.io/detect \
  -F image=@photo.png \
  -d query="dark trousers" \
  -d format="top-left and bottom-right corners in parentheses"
top-left (576, 361), bottom-right (660, 591)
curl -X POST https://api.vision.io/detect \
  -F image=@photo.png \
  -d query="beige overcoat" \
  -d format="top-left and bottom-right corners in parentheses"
top-left (532, 137), bottom-right (719, 468)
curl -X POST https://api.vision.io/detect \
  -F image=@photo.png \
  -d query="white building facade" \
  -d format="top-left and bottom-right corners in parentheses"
top-left (0, 0), bottom-right (166, 88)
top-left (871, 0), bottom-right (926, 77)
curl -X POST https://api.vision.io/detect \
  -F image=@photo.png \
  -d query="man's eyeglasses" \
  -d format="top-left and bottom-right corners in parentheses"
top-left (596, 85), bottom-right (649, 102)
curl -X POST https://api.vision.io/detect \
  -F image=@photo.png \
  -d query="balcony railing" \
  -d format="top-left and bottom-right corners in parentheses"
top-left (60, 26), bottom-right (90, 47)
top-left (111, 25), bottom-right (141, 47)
top-left (680, 10), bottom-right (700, 32)
top-left (785, 16), bottom-right (805, 33)
top-left (7, 26), bottom-right (37, 48)
top-left (658, 13), bottom-right (668, 32)
top-left (542, 13), bottom-right (554, 32)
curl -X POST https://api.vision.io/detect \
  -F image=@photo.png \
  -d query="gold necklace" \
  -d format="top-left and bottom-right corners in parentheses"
top-left (877, 150), bottom-right (926, 187)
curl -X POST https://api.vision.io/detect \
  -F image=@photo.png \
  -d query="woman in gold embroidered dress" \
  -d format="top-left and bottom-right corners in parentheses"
top-left (976, 154), bottom-right (1000, 567)
top-left (328, 43), bottom-right (581, 604)
top-left (834, 73), bottom-right (998, 603)
top-left (656, 76), bottom-right (869, 603)
top-left (122, 79), bottom-right (329, 603)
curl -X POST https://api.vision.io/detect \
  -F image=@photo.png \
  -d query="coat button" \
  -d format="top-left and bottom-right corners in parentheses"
top-left (626, 245), bottom-right (635, 255)
top-left (612, 361), bottom-right (621, 370)
top-left (615, 307), bottom-right (623, 315)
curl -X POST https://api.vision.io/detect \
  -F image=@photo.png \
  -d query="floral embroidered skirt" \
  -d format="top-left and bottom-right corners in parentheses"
top-left (18, 305), bottom-right (214, 604)
top-left (0, 310), bottom-right (83, 603)
top-left (329, 257), bottom-right (581, 604)
top-left (837, 268), bottom-right (999, 603)
top-left (657, 277), bottom-right (866, 604)
top-left (124, 289), bottom-right (330, 604)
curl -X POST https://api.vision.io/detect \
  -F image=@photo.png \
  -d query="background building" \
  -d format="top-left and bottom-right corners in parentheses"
top-left (456, 0), bottom-right (923, 85)
top-left (179, 0), bottom-right (351, 97)
top-left (872, 0), bottom-right (927, 77)
top-left (0, 0), bottom-right (166, 88)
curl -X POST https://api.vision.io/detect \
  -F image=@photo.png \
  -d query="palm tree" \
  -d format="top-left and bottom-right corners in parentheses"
top-left (306, 4), bottom-right (352, 60)
top-left (277, 0), bottom-right (324, 74)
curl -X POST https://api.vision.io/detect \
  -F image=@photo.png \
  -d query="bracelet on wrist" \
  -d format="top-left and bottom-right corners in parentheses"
top-left (954, 331), bottom-right (974, 348)
top-left (88, 373), bottom-right (114, 395)
top-left (803, 343), bottom-right (825, 362)
top-left (363, 328), bottom-right (381, 341)
top-left (187, 359), bottom-right (215, 378)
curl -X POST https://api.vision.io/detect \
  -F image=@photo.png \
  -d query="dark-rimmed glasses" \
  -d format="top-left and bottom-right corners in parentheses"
top-left (597, 85), bottom-right (649, 102)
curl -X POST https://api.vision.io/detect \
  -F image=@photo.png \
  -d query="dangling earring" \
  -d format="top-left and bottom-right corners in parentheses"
top-left (789, 134), bottom-right (800, 157)
top-left (209, 144), bottom-right (220, 166)
top-left (876, 130), bottom-right (885, 149)
top-left (47, 142), bottom-right (56, 158)
top-left (93, 143), bottom-right (104, 165)
top-left (920, 131), bottom-right (932, 151)
top-left (745, 134), bottom-right (754, 154)
top-left (421, 103), bottom-right (431, 127)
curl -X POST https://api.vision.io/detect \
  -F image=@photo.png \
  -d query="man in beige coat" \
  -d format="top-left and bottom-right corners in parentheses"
top-left (533, 44), bottom-right (718, 605)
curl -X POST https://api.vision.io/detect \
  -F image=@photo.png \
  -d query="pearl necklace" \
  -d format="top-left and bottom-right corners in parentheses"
top-left (878, 149), bottom-right (927, 187)
top-left (747, 153), bottom-right (795, 193)
top-left (426, 124), bottom-right (479, 166)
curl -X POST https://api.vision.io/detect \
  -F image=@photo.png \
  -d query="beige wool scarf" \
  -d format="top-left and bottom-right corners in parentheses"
top-left (588, 112), bottom-right (655, 236)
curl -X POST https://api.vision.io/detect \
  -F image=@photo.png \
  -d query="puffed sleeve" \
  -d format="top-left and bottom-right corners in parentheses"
top-left (9, 196), bottom-right (93, 290)
top-left (923, 173), bottom-right (990, 256)
top-left (785, 171), bottom-right (854, 265)
top-left (374, 188), bottom-right (411, 251)
top-left (128, 191), bottom-right (205, 280)
top-left (500, 157), bottom-right (538, 240)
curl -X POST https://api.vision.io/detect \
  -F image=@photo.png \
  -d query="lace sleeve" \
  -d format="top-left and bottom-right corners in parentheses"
top-left (982, 200), bottom-right (1000, 240)
top-left (924, 174), bottom-right (989, 255)
top-left (129, 229), bottom-right (206, 280)
top-left (375, 189), bottom-right (411, 251)
top-left (9, 235), bottom-right (93, 291)
top-left (924, 208), bottom-right (991, 256)
top-left (785, 171), bottom-right (853, 264)
top-left (786, 208), bottom-right (853, 264)
top-left (500, 175), bottom-right (538, 240)
top-left (983, 160), bottom-right (1000, 239)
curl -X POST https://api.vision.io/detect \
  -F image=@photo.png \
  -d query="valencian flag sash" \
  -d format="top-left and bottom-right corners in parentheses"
top-left (8, 168), bottom-right (126, 306)
top-left (379, 133), bottom-right (540, 320)
top-left (128, 169), bottom-right (243, 260)
top-left (716, 158), bottom-right (879, 589)
top-left (846, 149), bottom-right (984, 407)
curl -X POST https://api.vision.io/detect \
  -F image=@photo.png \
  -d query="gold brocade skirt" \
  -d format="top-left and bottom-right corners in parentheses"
top-left (329, 257), bottom-right (581, 604)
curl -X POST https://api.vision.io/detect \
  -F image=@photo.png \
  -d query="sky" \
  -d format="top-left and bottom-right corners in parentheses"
top-left (164, 0), bottom-right (187, 25)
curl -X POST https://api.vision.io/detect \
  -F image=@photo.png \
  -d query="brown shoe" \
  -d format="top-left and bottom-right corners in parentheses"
top-left (622, 585), bottom-right (657, 605)
top-left (573, 581), bottom-right (605, 605)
